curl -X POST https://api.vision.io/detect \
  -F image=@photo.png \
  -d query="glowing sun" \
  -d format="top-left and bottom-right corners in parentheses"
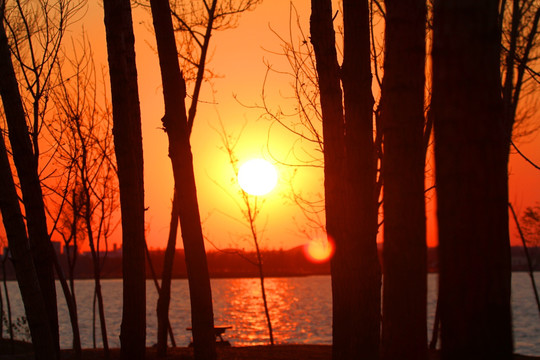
top-left (237, 159), bottom-right (278, 196)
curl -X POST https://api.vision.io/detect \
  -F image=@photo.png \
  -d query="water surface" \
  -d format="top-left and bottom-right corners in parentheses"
top-left (1, 273), bottom-right (538, 355)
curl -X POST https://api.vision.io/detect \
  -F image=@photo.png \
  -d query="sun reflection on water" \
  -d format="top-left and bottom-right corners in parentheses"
top-left (211, 276), bottom-right (332, 345)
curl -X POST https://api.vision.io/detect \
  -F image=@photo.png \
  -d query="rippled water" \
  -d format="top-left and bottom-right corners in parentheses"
top-left (1, 273), bottom-right (539, 355)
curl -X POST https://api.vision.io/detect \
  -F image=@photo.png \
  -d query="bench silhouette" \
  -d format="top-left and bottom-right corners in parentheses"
top-left (186, 326), bottom-right (232, 346)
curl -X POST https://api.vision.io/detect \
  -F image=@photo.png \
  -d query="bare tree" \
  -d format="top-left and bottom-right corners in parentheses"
top-left (257, 3), bottom-right (382, 358)
top-left (380, 1), bottom-right (427, 359)
top-left (55, 177), bottom-right (85, 282)
top-left (217, 125), bottom-right (274, 345)
top-left (51, 39), bottom-right (118, 357)
top-left (2, 0), bottom-right (85, 163)
top-left (253, 5), bottom-right (326, 238)
top-left (501, 0), bottom-right (540, 141)
top-left (42, 162), bottom-right (84, 359)
top-left (144, 0), bottom-right (260, 355)
top-left (103, 0), bottom-right (146, 359)
top-left (310, 1), bottom-right (382, 359)
top-left (1, 0), bottom-right (85, 354)
top-left (0, 3), bottom-right (58, 355)
top-left (432, 0), bottom-right (513, 358)
top-left (0, 128), bottom-right (56, 359)
top-left (428, 0), bottom-right (540, 350)
top-left (520, 203), bottom-right (540, 252)
top-left (156, 192), bottom-right (179, 356)
top-left (149, 1), bottom-right (216, 358)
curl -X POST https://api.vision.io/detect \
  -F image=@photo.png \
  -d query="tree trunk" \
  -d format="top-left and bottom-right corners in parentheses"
top-left (310, 1), bottom-right (381, 359)
top-left (50, 249), bottom-right (82, 358)
top-left (149, 1), bottom-right (217, 359)
top-left (0, 9), bottom-right (59, 356)
top-left (248, 209), bottom-right (274, 346)
top-left (64, 222), bottom-right (82, 357)
top-left (87, 230), bottom-right (110, 358)
top-left (157, 195), bottom-right (179, 357)
top-left (79, 119), bottom-right (109, 358)
top-left (380, 1), bottom-right (427, 359)
top-left (103, 1), bottom-right (146, 359)
top-left (341, 1), bottom-right (381, 358)
top-left (309, 2), bottom-right (347, 357)
top-left (432, 1), bottom-right (513, 358)
top-left (0, 131), bottom-right (56, 360)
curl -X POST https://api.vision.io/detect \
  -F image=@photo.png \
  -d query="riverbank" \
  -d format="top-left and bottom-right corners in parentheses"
top-left (3, 247), bottom-right (538, 281)
top-left (2, 341), bottom-right (539, 360)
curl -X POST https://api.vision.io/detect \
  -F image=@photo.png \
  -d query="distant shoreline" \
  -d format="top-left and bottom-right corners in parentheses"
top-left (2, 270), bottom-right (539, 281)
top-left (1, 245), bottom-right (538, 281)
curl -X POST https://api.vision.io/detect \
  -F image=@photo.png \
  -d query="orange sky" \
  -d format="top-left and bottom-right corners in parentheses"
top-left (70, 0), bottom-right (540, 251)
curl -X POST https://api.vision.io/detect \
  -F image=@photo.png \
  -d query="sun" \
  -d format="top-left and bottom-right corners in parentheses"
top-left (237, 159), bottom-right (278, 196)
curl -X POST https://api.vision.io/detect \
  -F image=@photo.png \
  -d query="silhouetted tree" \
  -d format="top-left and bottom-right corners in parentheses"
top-left (428, 0), bottom-right (540, 349)
top-left (520, 203), bottom-right (540, 252)
top-left (149, 0), bottom-right (259, 355)
top-left (56, 182), bottom-right (84, 354)
top-left (103, 0), bottom-right (146, 359)
top-left (501, 0), bottom-right (540, 140)
top-left (58, 183), bottom-right (86, 281)
top-left (149, 0), bottom-right (216, 359)
top-left (0, 0), bottom-right (85, 352)
top-left (432, 0), bottom-right (513, 358)
top-left (156, 192), bottom-right (179, 355)
top-left (168, 0), bottom-right (260, 133)
top-left (0, 125), bottom-right (56, 360)
top-left (380, 1), bottom-right (427, 359)
top-left (341, 2), bottom-right (381, 358)
top-left (217, 125), bottom-right (274, 345)
top-left (310, 1), bottom-right (381, 359)
top-left (52, 47), bottom-right (118, 356)
top-left (1, 2), bottom-right (92, 355)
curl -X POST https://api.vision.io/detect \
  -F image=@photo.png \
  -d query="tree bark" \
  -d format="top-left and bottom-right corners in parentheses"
top-left (157, 195), bottom-right (179, 357)
top-left (0, 8), bottom-right (59, 356)
top-left (86, 222), bottom-right (110, 358)
top-left (432, 1), bottom-right (513, 358)
top-left (309, 2), bottom-right (347, 357)
top-left (380, 1), bottom-right (427, 359)
top-left (310, 1), bottom-right (381, 359)
top-left (340, 1), bottom-right (381, 359)
top-left (103, 1), bottom-right (146, 359)
top-left (0, 132), bottom-right (56, 360)
top-left (149, 1), bottom-right (217, 359)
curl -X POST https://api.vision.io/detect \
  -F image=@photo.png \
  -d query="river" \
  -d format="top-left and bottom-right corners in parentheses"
top-left (1, 273), bottom-right (539, 355)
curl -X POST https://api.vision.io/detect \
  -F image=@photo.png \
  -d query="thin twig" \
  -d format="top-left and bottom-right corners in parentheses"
top-left (511, 140), bottom-right (540, 170)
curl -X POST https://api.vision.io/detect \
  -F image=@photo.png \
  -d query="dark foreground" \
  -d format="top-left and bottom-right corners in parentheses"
top-left (1, 340), bottom-right (539, 360)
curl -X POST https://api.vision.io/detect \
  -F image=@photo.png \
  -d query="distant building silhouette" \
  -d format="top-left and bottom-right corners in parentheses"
top-left (109, 243), bottom-right (122, 258)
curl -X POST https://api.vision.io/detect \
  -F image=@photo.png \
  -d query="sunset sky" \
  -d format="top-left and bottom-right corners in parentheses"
top-left (68, 0), bottom-right (540, 251)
